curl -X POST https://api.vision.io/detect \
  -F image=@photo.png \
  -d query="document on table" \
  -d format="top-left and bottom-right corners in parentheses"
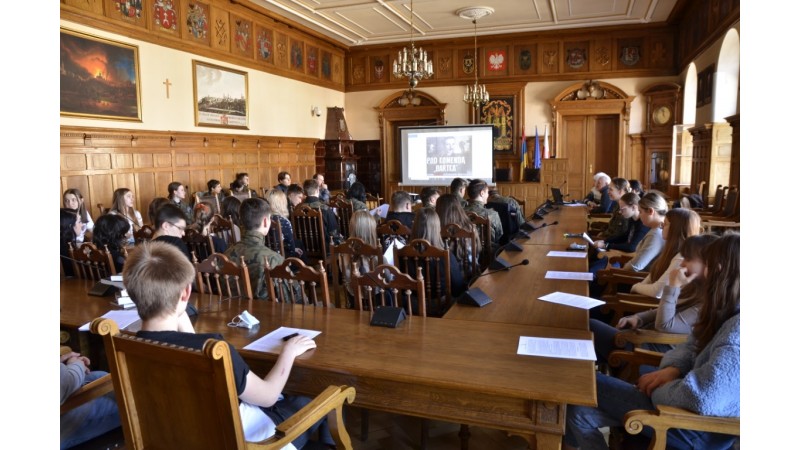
top-left (538, 291), bottom-right (605, 309)
top-left (545, 270), bottom-right (594, 281)
top-left (243, 326), bottom-right (322, 354)
top-left (517, 336), bottom-right (596, 361)
top-left (547, 250), bottom-right (587, 258)
top-left (79, 309), bottom-right (140, 331)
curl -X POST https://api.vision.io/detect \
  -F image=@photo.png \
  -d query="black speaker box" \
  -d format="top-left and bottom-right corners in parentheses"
top-left (505, 240), bottom-right (523, 251)
top-left (489, 257), bottom-right (511, 270)
top-left (88, 282), bottom-right (116, 297)
top-left (457, 288), bottom-right (493, 307)
top-left (370, 306), bottom-right (407, 328)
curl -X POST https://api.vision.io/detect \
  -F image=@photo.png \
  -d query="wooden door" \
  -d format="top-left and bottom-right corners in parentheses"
top-left (560, 114), bottom-right (619, 200)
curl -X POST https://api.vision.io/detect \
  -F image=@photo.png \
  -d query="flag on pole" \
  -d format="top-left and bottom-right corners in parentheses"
top-left (533, 126), bottom-right (541, 169)
top-left (519, 126), bottom-right (527, 181)
top-left (543, 124), bottom-right (550, 159)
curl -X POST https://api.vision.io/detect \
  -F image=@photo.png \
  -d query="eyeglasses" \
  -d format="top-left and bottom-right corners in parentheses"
top-left (169, 222), bottom-right (186, 231)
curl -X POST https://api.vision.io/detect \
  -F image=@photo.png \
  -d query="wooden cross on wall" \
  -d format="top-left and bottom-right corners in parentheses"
top-left (163, 79), bottom-right (172, 99)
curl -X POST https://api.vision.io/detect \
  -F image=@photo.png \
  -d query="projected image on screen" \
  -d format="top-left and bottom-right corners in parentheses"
top-left (425, 136), bottom-right (472, 177)
top-left (401, 125), bottom-right (493, 187)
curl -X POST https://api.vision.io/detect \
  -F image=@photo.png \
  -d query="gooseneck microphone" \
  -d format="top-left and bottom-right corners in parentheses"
top-left (478, 258), bottom-right (530, 277)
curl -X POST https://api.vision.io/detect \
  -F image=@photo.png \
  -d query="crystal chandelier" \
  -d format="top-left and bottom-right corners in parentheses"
top-left (392, 0), bottom-right (433, 89)
top-left (458, 7), bottom-right (493, 110)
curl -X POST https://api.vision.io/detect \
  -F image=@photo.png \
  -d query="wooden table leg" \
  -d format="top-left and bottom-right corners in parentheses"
top-left (459, 424), bottom-right (471, 450)
top-left (523, 432), bottom-right (562, 450)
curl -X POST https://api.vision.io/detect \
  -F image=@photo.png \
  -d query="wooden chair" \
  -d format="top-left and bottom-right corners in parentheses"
top-left (330, 237), bottom-right (384, 309)
top-left (509, 195), bottom-right (526, 219)
top-left (353, 264), bottom-right (425, 316)
top-left (69, 242), bottom-right (118, 280)
top-left (291, 204), bottom-right (330, 266)
top-left (60, 372), bottom-right (114, 416)
top-left (90, 318), bottom-right (357, 450)
top-left (264, 216), bottom-right (285, 256)
top-left (696, 180), bottom-right (707, 207)
top-left (184, 228), bottom-right (216, 262)
top-left (230, 190), bottom-right (252, 202)
top-left (376, 219), bottom-right (412, 254)
top-left (96, 203), bottom-right (110, 216)
top-left (365, 193), bottom-right (382, 211)
top-left (440, 223), bottom-right (480, 282)
top-left (332, 197), bottom-right (354, 240)
top-left (604, 349), bottom-right (739, 450)
top-left (606, 328), bottom-right (689, 382)
top-left (699, 186), bottom-right (738, 220)
top-left (194, 252), bottom-right (253, 303)
top-left (209, 214), bottom-right (239, 246)
top-left (395, 239), bottom-right (453, 317)
top-left (466, 212), bottom-right (493, 270)
top-left (132, 224), bottom-right (155, 244)
top-left (596, 268), bottom-right (649, 324)
top-left (266, 257), bottom-right (330, 306)
top-left (694, 185), bottom-right (726, 216)
top-left (195, 192), bottom-right (222, 215)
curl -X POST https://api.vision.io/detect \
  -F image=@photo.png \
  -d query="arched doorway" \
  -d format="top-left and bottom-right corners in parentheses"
top-left (549, 82), bottom-right (634, 201)
top-left (375, 90), bottom-right (447, 197)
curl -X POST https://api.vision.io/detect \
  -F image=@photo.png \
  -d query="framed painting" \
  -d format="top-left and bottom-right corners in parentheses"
top-left (192, 60), bottom-right (249, 129)
top-left (471, 83), bottom-right (525, 154)
top-left (60, 28), bottom-right (142, 121)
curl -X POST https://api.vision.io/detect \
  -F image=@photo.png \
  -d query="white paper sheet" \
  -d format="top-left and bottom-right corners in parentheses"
top-left (517, 336), bottom-right (597, 361)
top-left (79, 309), bottom-right (140, 331)
top-left (547, 251), bottom-right (587, 258)
top-left (538, 291), bottom-right (605, 309)
top-left (243, 326), bottom-right (322, 354)
top-left (545, 271), bottom-right (594, 281)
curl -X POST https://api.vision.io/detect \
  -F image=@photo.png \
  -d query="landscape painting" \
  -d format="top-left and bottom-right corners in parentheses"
top-left (60, 28), bottom-right (142, 121)
top-left (193, 60), bottom-right (249, 129)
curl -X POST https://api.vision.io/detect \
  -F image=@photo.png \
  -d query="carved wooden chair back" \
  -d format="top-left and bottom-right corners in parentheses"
top-left (333, 197), bottom-right (354, 239)
top-left (195, 193), bottom-right (221, 215)
top-left (96, 203), bottom-right (110, 216)
top-left (133, 224), bottom-right (155, 245)
top-left (193, 252), bottom-right (253, 303)
top-left (209, 214), bottom-right (238, 246)
top-left (466, 212), bottom-right (493, 270)
top-left (90, 318), bottom-right (356, 450)
top-left (266, 257), bottom-right (330, 306)
top-left (440, 223), bottom-right (480, 282)
top-left (69, 242), bottom-right (118, 280)
top-left (291, 204), bottom-right (329, 265)
top-left (330, 237), bottom-right (383, 309)
top-left (365, 194), bottom-right (382, 210)
top-left (376, 219), bottom-right (412, 251)
top-left (264, 216), bottom-right (285, 256)
top-left (353, 264), bottom-right (425, 317)
top-left (230, 190), bottom-right (252, 202)
top-left (395, 239), bottom-right (452, 317)
top-left (183, 228), bottom-right (215, 263)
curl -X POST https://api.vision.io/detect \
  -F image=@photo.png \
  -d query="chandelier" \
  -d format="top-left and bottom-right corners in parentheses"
top-left (392, 0), bottom-right (433, 89)
top-left (458, 7), bottom-right (493, 110)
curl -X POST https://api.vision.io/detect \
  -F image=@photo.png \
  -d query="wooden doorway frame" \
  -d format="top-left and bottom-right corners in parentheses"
top-left (549, 82), bottom-right (634, 192)
top-left (375, 90), bottom-right (447, 197)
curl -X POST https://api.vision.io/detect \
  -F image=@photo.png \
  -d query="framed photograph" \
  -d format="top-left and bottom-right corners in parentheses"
top-left (192, 60), bottom-right (249, 129)
top-left (471, 83), bottom-right (525, 154)
top-left (60, 28), bottom-right (142, 121)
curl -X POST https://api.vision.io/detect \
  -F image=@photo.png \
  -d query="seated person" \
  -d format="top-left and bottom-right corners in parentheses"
top-left (487, 188), bottom-right (525, 227)
top-left (92, 214), bottom-right (131, 273)
top-left (346, 182), bottom-right (369, 212)
top-left (230, 172), bottom-right (257, 198)
top-left (592, 178), bottom-right (632, 241)
top-left (435, 193), bottom-right (482, 281)
top-left (190, 202), bottom-right (228, 259)
top-left (420, 187), bottom-right (441, 208)
top-left (286, 183), bottom-right (305, 218)
top-left (385, 190), bottom-right (415, 229)
top-left (266, 188), bottom-right (305, 260)
top-left (450, 177), bottom-right (469, 208)
top-left (224, 197), bottom-right (286, 299)
top-left (274, 171), bottom-right (291, 194)
top-left (564, 234), bottom-right (739, 450)
top-left (313, 173), bottom-right (331, 203)
top-left (63, 188), bottom-right (93, 243)
top-left (339, 210), bottom-right (392, 309)
top-left (61, 350), bottom-right (120, 449)
top-left (147, 197), bottom-right (170, 226)
top-left (61, 208), bottom-right (82, 277)
top-left (124, 241), bottom-right (333, 448)
top-left (168, 181), bottom-right (194, 225)
top-left (108, 188), bottom-right (143, 245)
top-left (302, 179), bottom-right (343, 246)
top-left (203, 179), bottom-right (226, 209)
top-left (151, 203), bottom-right (192, 262)
top-left (464, 179), bottom-right (503, 246)
top-left (221, 196), bottom-right (243, 242)
top-left (410, 207), bottom-right (466, 299)
top-left (583, 172), bottom-right (613, 213)
top-left (629, 179), bottom-right (645, 197)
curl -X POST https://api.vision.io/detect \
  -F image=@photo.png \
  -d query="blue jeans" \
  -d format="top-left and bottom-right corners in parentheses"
top-left (565, 373), bottom-right (736, 450)
top-left (60, 371), bottom-right (121, 449)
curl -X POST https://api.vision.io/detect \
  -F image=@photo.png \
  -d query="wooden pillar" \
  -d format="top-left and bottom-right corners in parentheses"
top-left (689, 123), bottom-right (713, 197)
top-left (726, 114), bottom-right (740, 189)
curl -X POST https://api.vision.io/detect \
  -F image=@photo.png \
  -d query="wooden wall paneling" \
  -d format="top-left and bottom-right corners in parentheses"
top-left (135, 172), bottom-right (158, 212)
top-left (89, 174), bottom-right (115, 216)
top-left (726, 114), bottom-right (739, 189)
top-left (628, 134), bottom-right (644, 183)
top-left (689, 123), bottom-right (713, 202)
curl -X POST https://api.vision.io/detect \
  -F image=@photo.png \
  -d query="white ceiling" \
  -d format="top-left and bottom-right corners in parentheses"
top-left (246, 0), bottom-right (680, 47)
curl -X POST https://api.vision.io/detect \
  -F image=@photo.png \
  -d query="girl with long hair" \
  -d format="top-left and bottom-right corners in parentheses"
top-left (63, 188), bottom-right (93, 242)
top-left (265, 188), bottom-right (304, 259)
top-left (92, 214), bottom-right (131, 273)
top-left (435, 193), bottom-right (481, 279)
top-left (410, 207), bottom-right (466, 298)
top-left (109, 188), bottom-right (143, 244)
top-left (565, 233), bottom-right (740, 450)
top-left (60, 208), bottom-right (82, 277)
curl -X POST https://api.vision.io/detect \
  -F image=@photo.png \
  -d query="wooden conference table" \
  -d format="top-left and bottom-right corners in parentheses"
top-left (60, 205), bottom-right (597, 449)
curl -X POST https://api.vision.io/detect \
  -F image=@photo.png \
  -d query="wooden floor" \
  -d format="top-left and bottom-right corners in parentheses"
top-left (343, 407), bottom-right (530, 450)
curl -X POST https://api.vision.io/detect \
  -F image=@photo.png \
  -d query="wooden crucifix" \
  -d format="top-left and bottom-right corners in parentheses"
top-left (163, 78), bottom-right (172, 99)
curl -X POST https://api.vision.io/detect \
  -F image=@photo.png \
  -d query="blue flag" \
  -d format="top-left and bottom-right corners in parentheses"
top-left (519, 127), bottom-right (527, 181)
top-left (533, 126), bottom-right (541, 169)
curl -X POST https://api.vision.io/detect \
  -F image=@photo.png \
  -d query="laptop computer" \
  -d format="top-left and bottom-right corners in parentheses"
top-left (551, 187), bottom-right (565, 205)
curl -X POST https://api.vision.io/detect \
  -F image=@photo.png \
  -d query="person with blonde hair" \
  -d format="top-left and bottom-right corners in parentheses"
top-left (189, 202), bottom-right (228, 257)
top-left (63, 188), bottom-right (93, 243)
top-left (266, 188), bottom-right (304, 260)
top-left (410, 207), bottom-right (466, 298)
top-left (109, 188), bottom-right (143, 244)
top-left (435, 193), bottom-right (481, 280)
top-left (340, 210), bottom-right (391, 306)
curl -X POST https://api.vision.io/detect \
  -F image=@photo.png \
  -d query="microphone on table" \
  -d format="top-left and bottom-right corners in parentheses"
top-left (520, 220), bottom-right (558, 234)
top-left (459, 259), bottom-right (530, 308)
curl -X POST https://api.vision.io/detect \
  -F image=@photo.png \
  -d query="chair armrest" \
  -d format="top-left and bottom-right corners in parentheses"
top-left (614, 329), bottom-right (689, 348)
top-left (608, 348), bottom-right (664, 371)
top-left (624, 405), bottom-right (740, 450)
top-left (256, 385), bottom-right (356, 448)
top-left (60, 374), bottom-right (114, 415)
top-left (616, 293), bottom-right (661, 311)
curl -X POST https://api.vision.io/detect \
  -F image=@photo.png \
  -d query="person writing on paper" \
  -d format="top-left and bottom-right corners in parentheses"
top-left (564, 233), bottom-right (739, 450)
top-left (125, 241), bottom-right (333, 448)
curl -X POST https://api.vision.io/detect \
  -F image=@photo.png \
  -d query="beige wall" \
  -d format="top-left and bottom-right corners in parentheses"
top-left (60, 20), bottom-right (345, 139)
